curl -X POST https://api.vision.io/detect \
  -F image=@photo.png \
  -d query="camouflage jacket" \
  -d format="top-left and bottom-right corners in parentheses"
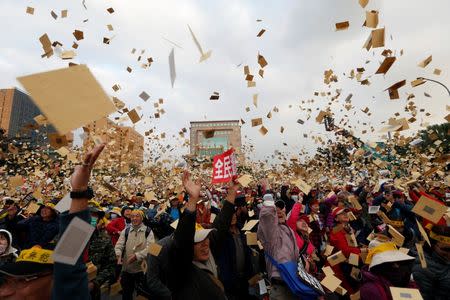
top-left (88, 229), bottom-right (117, 287)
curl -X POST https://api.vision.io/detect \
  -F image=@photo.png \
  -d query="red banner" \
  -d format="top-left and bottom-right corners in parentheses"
top-left (211, 148), bottom-right (237, 184)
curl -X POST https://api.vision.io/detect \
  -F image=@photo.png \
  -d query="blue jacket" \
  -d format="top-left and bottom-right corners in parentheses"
top-left (17, 215), bottom-right (59, 249)
top-left (51, 209), bottom-right (91, 300)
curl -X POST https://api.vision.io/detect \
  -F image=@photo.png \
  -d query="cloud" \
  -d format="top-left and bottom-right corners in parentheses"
top-left (0, 0), bottom-right (449, 162)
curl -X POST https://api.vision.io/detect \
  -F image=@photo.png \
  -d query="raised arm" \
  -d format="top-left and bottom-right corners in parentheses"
top-left (210, 183), bottom-right (238, 252)
top-left (51, 144), bottom-right (105, 300)
top-left (287, 201), bottom-right (302, 232)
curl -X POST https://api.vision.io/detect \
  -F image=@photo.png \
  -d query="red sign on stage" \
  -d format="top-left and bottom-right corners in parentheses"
top-left (211, 148), bottom-right (237, 184)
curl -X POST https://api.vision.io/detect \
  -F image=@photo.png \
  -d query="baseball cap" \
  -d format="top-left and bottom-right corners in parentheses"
top-left (0, 246), bottom-right (53, 278)
top-left (194, 223), bottom-right (216, 243)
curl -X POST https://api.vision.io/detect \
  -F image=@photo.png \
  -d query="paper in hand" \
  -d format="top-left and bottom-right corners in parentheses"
top-left (52, 217), bottom-right (95, 265)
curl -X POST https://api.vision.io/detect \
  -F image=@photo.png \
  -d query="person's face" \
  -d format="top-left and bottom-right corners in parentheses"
top-left (135, 196), bottom-right (143, 204)
top-left (40, 207), bottom-right (52, 219)
top-left (311, 204), bottom-right (319, 214)
top-left (170, 199), bottom-right (178, 207)
top-left (0, 234), bottom-right (8, 253)
top-left (336, 212), bottom-right (349, 223)
top-left (123, 209), bottom-right (132, 219)
top-left (7, 206), bottom-right (18, 218)
top-left (384, 192), bottom-right (394, 202)
top-left (0, 273), bottom-right (53, 300)
top-left (130, 212), bottom-right (143, 226)
top-left (193, 238), bottom-right (210, 262)
top-left (276, 207), bottom-right (286, 224)
top-left (296, 220), bottom-right (309, 233)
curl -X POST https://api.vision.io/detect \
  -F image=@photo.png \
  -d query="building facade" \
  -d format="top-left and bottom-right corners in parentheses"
top-left (83, 117), bottom-right (144, 167)
top-left (189, 120), bottom-right (242, 158)
top-left (0, 88), bottom-right (72, 146)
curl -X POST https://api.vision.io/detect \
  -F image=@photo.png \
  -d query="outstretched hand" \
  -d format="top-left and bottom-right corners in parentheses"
top-left (71, 144), bottom-right (105, 191)
top-left (182, 170), bottom-right (201, 201)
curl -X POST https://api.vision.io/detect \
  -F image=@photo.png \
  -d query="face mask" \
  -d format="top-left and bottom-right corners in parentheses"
top-left (110, 213), bottom-right (118, 220)
top-left (90, 217), bottom-right (98, 227)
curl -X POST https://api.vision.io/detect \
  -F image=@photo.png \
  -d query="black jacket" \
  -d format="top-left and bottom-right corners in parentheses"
top-left (146, 200), bottom-right (235, 300)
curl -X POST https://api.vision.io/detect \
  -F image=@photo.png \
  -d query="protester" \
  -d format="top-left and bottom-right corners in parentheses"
top-left (88, 202), bottom-right (117, 300)
top-left (16, 202), bottom-right (59, 249)
top-left (0, 203), bottom-right (24, 249)
top-left (0, 229), bottom-right (17, 266)
top-left (115, 209), bottom-right (155, 300)
top-left (361, 241), bottom-right (415, 299)
top-left (257, 193), bottom-right (299, 299)
top-left (215, 193), bottom-right (256, 300)
top-left (107, 206), bottom-right (132, 246)
top-left (412, 225), bottom-right (450, 300)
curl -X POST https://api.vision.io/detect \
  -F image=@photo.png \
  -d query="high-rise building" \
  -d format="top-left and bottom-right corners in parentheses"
top-left (189, 120), bottom-right (242, 158)
top-left (83, 117), bottom-right (144, 167)
top-left (0, 87), bottom-right (72, 146)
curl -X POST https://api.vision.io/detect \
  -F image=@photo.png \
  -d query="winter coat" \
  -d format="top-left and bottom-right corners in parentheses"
top-left (360, 267), bottom-right (393, 300)
top-left (329, 226), bottom-right (360, 257)
top-left (215, 230), bottom-right (254, 298)
top-left (257, 204), bottom-right (299, 280)
top-left (145, 235), bottom-right (173, 300)
top-left (17, 215), bottom-right (59, 249)
top-left (412, 251), bottom-right (450, 300)
top-left (163, 200), bottom-right (236, 300)
top-left (114, 223), bottom-right (155, 273)
top-left (88, 229), bottom-right (117, 287)
top-left (106, 217), bottom-right (127, 246)
top-left (0, 214), bottom-right (24, 249)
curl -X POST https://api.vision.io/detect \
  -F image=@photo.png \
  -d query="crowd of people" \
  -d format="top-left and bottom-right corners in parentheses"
top-left (0, 143), bottom-right (449, 300)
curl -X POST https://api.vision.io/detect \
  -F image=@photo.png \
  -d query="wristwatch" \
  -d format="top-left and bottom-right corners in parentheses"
top-left (70, 187), bottom-right (94, 199)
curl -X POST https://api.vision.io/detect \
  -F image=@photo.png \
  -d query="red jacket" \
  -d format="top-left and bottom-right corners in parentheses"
top-left (106, 217), bottom-right (125, 246)
top-left (329, 227), bottom-right (361, 257)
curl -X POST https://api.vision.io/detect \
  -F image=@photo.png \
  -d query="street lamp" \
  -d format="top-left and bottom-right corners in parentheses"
top-left (417, 77), bottom-right (450, 96)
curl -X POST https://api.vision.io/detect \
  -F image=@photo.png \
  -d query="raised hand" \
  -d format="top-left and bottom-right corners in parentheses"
top-left (71, 144), bottom-right (105, 191)
top-left (182, 170), bottom-right (201, 201)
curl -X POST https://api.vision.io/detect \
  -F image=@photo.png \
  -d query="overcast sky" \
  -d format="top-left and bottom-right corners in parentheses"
top-left (1, 0), bottom-right (449, 163)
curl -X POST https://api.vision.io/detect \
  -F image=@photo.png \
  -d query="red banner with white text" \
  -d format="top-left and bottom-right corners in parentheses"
top-left (211, 148), bottom-right (237, 184)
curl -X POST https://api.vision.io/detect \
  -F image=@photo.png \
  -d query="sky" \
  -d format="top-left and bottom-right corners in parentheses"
top-left (0, 0), bottom-right (449, 163)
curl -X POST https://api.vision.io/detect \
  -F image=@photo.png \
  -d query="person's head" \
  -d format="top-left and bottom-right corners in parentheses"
top-left (332, 207), bottom-right (349, 223)
top-left (384, 190), bottom-right (394, 202)
top-left (0, 246), bottom-right (54, 300)
top-left (130, 210), bottom-right (144, 226)
top-left (135, 193), bottom-right (144, 204)
top-left (121, 206), bottom-right (132, 220)
top-left (7, 204), bottom-right (19, 218)
top-left (0, 230), bottom-right (12, 255)
top-left (366, 241), bottom-right (414, 287)
top-left (275, 200), bottom-right (286, 224)
top-left (193, 224), bottom-right (215, 262)
top-left (310, 200), bottom-right (320, 214)
top-left (296, 215), bottom-right (309, 233)
top-left (40, 204), bottom-right (56, 221)
top-left (169, 197), bottom-right (179, 208)
top-left (430, 225), bottom-right (450, 261)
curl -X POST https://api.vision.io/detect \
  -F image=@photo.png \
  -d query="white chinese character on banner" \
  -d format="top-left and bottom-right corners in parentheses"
top-left (214, 159), bottom-right (224, 179)
top-left (223, 155), bottom-right (232, 179)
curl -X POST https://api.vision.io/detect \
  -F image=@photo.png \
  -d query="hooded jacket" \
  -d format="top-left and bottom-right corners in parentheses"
top-left (0, 229), bottom-right (18, 266)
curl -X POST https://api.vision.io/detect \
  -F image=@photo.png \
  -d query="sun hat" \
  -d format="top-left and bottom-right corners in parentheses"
top-left (365, 240), bottom-right (414, 270)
